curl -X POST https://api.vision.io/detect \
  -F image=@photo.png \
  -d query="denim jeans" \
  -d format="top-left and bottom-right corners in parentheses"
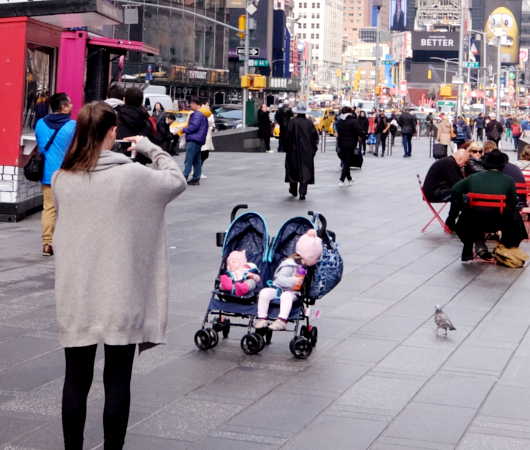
top-left (375, 132), bottom-right (387, 155)
top-left (183, 141), bottom-right (202, 180)
top-left (402, 133), bottom-right (413, 156)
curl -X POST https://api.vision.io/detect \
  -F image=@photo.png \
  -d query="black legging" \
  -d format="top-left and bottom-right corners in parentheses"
top-left (339, 147), bottom-right (354, 182)
top-left (62, 344), bottom-right (136, 450)
top-left (359, 136), bottom-right (367, 154)
top-left (201, 150), bottom-right (209, 164)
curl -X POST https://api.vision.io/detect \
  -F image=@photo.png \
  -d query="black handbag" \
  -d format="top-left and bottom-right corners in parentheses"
top-left (23, 126), bottom-right (64, 182)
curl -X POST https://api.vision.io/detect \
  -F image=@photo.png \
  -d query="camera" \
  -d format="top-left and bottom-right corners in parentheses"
top-left (111, 140), bottom-right (132, 155)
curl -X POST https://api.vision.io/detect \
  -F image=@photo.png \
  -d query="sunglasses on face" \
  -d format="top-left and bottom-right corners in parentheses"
top-left (470, 150), bottom-right (483, 155)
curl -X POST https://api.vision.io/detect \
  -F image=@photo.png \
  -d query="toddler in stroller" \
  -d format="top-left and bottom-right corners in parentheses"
top-left (255, 229), bottom-right (322, 331)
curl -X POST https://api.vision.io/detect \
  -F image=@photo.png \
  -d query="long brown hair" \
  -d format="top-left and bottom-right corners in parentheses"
top-left (61, 102), bottom-right (117, 172)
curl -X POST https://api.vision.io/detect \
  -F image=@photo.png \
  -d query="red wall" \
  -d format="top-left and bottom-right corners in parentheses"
top-left (0, 18), bottom-right (61, 167)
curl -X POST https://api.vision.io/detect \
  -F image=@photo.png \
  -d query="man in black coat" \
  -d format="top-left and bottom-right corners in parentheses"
top-left (423, 150), bottom-right (470, 230)
top-left (374, 109), bottom-right (390, 157)
top-left (284, 102), bottom-right (319, 200)
top-left (397, 109), bottom-right (417, 157)
top-left (156, 113), bottom-right (179, 155)
top-left (336, 106), bottom-right (364, 185)
top-left (116, 87), bottom-right (155, 165)
top-left (275, 104), bottom-right (293, 152)
top-left (486, 113), bottom-right (504, 147)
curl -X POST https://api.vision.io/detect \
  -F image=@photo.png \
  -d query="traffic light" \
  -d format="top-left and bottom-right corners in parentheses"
top-left (336, 69), bottom-right (341, 78)
top-left (238, 15), bottom-right (246, 39)
top-left (241, 74), bottom-right (267, 89)
top-left (375, 86), bottom-right (381, 95)
top-left (354, 67), bottom-right (361, 92)
top-left (428, 70), bottom-right (432, 80)
top-left (440, 85), bottom-right (451, 97)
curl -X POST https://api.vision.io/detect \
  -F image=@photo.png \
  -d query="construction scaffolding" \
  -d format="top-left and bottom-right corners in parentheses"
top-left (416, 0), bottom-right (462, 30)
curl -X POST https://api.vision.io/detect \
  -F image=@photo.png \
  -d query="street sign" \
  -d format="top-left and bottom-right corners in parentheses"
top-left (248, 59), bottom-right (269, 67)
top-left (463, 61), bottom-right (480, 68)
top-left (509, 72), bottom-right (516, 80)
top-left (237, 47), bottom-right (260, 56)
top-left (452, 76), bottom-right (464, 84)
top-left (246, 3), bottom-right (257, 15)
top-left (381, 60), bottom-right (394, 65)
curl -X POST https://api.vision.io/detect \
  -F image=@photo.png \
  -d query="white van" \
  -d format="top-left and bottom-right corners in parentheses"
top-left (143, 85), bottom-right (173, 115)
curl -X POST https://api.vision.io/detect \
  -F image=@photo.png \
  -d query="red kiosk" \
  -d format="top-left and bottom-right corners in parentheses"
top-left (0, 0), bottom-right (158, 222)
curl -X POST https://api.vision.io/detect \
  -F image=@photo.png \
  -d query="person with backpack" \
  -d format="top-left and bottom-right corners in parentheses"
top-left (486, 112), bottom-right (504, 147)
top-left (453, 116), bottom-right (472, 149)
top-left (35, 93), bottom-right (76, 257)
top-left (511, 118), bottom-right (522, 152)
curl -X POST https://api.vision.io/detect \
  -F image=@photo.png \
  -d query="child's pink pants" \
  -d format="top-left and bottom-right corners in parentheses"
top-left (257, 287), bottom-right (297, 321)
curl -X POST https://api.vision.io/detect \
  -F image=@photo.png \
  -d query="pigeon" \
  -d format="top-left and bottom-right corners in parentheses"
top-left (434, 305), bottom-right (456, 335)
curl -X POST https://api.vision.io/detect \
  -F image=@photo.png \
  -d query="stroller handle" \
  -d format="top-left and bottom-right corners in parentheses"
top-left (231, 204), bottom-right (248, 222)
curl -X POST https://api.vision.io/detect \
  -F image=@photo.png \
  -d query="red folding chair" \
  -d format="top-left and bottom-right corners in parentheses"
top-left (416, 174), bottom-right (451, 234)
top-left (467, 193), bottom-right (507, 264)
top-left (516, 182), bottom-right (530, 237)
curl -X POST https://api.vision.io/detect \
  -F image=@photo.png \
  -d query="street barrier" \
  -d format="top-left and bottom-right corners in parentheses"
top-left (211, 128), bottom-right (266, 152)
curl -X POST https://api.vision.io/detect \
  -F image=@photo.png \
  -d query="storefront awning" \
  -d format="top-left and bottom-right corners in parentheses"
top-left (88, 34), bottom-right (159, 56)
top-left (0, 0), bottom-right (123, 27)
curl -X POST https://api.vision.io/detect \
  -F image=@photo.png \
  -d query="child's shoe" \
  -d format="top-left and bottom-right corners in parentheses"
top-left (220, 275), bottom-right (233, 291)
top-left (254, 319), bottom-right (269, 329)
top-left (268, 319), bottom-right (287, 331)
top-left (234, 282), bottom-right (249, 296)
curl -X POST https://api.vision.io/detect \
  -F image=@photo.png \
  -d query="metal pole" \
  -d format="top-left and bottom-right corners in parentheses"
top-left (444, 60), bottom-right (447, 84)
top-left (496, 33), bottom-right (501, 120)
top-left (374, 6), bottom-right (381, 110)
top-left (483, 33), bottom-right (487, 112)
top-left (467, 34), bottom-right (471, 85)
top-left (457, 0), bottom-right (466, 117)
top-left (242, 3), bottom-right (249, 128)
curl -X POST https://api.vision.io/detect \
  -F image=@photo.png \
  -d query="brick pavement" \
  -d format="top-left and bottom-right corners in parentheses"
top-left (1, 136), bottom-right (530, 449)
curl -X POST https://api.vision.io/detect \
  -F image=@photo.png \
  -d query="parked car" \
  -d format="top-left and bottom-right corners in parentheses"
top-left (214, 106), bottom-right (243, 130)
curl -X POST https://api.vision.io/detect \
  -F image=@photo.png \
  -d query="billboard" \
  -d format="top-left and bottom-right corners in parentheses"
top-left (389, 0), bottom-right (407, 32)
top-left (411, 32), bottom-right (459, 51)
top-left (391, 32), bottom-right (412, 60)
top-left (484, 0), bottom-right (522, 64)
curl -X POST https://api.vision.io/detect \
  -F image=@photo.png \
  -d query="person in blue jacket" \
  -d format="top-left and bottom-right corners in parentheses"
top-left (181, 98), bottom-right (209, 186)
top-left (35, 93), bottom-right (76, 256)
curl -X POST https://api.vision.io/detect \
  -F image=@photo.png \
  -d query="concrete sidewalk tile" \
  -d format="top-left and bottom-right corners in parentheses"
top-left (281, 415), bottom-right (387, 450)
top-left (124, 434), bottom-right (191, 450)
top-left (414, 373), bottom-right (495, 409)
top-left (329, 336), bottom-right (399, 363)
top-left (376, 346), bottom-right (452, 377)
top-left (383, 402), bottom-right (476, 445)
top-left (480, 385), bottom-right (530, 421)
top-left (445, 344), bottom-right (514, 375)
top-left (189, 436), bottom-right (279, 450)
top-left (357, 313), bottom-right (426, 338)
top-left (327, 298), bottom-right (393, 321)
top-left (457, 433), bottom-right (530, 450)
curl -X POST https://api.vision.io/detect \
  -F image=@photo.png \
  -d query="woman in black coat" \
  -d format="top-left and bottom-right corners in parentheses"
top-left (357, 110), bottom-right (369, 155)
top-left (257, 104), bottom-right (272, 151)
top-left (336, 106), bottom-right (364, 186)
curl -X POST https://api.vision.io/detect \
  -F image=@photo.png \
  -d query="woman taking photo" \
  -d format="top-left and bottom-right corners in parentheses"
top-left (52, 102), bottom-right (187, 449)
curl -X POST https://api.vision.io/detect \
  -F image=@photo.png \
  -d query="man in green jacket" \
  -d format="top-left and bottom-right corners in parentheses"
top-left (451, 149), bottom-right (526, 261)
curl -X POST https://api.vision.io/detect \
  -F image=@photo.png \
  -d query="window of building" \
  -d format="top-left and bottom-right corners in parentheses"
top-left (317, 13), bottom-right (320, 18)
top-left (311, 2), bottom-right (315, 7)
top-left (303, 23), bottom-right (306, 28)
top-left (316, 3), bottom-right (320, 7)
top-left (311, 23), bottom-right (314, 28)
top-left (316, 23), bottom-right (320, 28)
top-left (303, 33), bottom-right (306, 38)
top-left (356, 20), bottom-right (361, 23)
top-left (311, 33), bottom-right (314, 38)
top-left (348, 19), bottom-right (353, 23)
top-left (349, 7), bottom-right (353, 9)
top-left (356, 13), bottom-right (361, 16)
top-left (316, 33), bottom-right (319, 38)
top-left (357, 7), bottom-right (361, 9)
top-left (349, 13), bottom-right (353, 16)
top-left (298, 23), bottom-right (301, 28)
top-left (316, 43), bottom-right (319, 49)
top-left (299, 2), bottom-right (302, 7)
top-left (311, 13), bottom-right (315, 18)
top-left (304, 2), bottom-right (307, 7)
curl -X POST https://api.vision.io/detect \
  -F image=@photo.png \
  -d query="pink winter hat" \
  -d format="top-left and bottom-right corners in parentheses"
top-left (295, 229), bottom-right (323, 266)
top-left (227, 250), bottom-right (247, 265)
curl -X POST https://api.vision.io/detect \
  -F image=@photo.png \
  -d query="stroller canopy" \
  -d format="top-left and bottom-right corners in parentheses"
top-left (222, 212), bottom-right (269, 267)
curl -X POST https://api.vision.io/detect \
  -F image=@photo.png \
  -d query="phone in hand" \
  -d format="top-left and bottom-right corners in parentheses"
top-left (111, 140), bottom-right (133, 155)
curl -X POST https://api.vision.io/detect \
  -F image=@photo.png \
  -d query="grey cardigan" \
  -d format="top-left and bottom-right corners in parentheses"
top-left (52, 138), bottom-right (187, 348)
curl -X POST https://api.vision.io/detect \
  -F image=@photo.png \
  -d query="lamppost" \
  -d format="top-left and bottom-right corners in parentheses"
top-left (430, 57), bottom-right (459, 84)
top-left (456, 0), bottom-right (466, 117)
top-left (469, 30), bottom-right (488, 111)
top-left (373, 0), bottom-right (383, 109)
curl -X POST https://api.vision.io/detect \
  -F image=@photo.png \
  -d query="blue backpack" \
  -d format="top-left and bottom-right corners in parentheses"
top-left (308, 230), bottom-right (343, 300)
top-left (456, 123), bottom-right (466, 141)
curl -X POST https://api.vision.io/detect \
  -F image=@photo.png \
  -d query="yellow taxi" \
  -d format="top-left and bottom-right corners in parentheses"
top-left (166, 110), bottom-right (192, 132)
top-left (308, 108), bottom-right (336, 134)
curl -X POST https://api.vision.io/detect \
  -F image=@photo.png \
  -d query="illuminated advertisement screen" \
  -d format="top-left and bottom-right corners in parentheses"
top-left (484, 0), bottom-right (522, 63)
top-left (389, 0), bottom-right (407, 32)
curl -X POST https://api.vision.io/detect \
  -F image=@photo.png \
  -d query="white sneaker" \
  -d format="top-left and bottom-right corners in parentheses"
top-left (254, 319), bottom-right (269, 329)
top-left (347, 178), bottom-right (354, 186)
top-left (339, 181), bottom-right (345, 187)
top-left (201, 174), bottom-right (207, 179)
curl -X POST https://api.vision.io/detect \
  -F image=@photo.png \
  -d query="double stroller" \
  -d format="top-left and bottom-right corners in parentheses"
top-left (193, 205), bottom-right (339, 359)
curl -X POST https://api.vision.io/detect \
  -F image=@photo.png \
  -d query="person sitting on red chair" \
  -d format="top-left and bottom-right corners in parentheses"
top-left (451, 149), bottom-right (527, 262)
top-left (423, 150), bottom-right (470, 230)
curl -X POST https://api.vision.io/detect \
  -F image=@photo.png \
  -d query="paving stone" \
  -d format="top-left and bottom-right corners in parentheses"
top-left (383, 401), bottom-right (476, 445)
top-left (445, 344), bottom-right (514, 376)
top-left (376, 345), bottom-right (452, 377)
top-left (329, 336), bottom-right (399, 363)
top-left (457, 432), bottom-right (530, 450)
top-left (480, 385), bottom-right (530, 421)
top-left (0, 413), bottom-right (45, 446)
top-left (189, 436), bottom-right (279, 450)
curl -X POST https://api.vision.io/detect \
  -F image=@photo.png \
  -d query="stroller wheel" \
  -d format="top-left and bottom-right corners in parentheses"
top-left (265, 329), bottom-right (273, 344)
top-left (213, 318), bottom-right (224, 333)
top-left (300, 325), bottom-right (310, 339)
top-left (194, 330), bottom-right (211, 350)
top-left (254, 332), bottom-right (265, 352)
top-left (207, 328), bottom-right (219, 349)
top-left (241, 333), bottom-right (261, 355)
top-left (310, 327), bottom-right (318, 347)
top-left (290, 337), bottom-right (312, 359)
top-left (222, 319), bottom-right (231, 338)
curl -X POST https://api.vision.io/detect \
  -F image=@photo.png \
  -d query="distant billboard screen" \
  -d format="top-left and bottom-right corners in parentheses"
top-left (484, 0), bottom-right (522, 63)
top-left (389, 0), bottom-right (407, 32)
top-left (411, 32), bottom-right (459, 51)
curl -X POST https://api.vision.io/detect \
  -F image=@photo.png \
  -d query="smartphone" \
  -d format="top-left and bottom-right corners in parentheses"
top-left (111, 140), bottom-right (133, 155)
